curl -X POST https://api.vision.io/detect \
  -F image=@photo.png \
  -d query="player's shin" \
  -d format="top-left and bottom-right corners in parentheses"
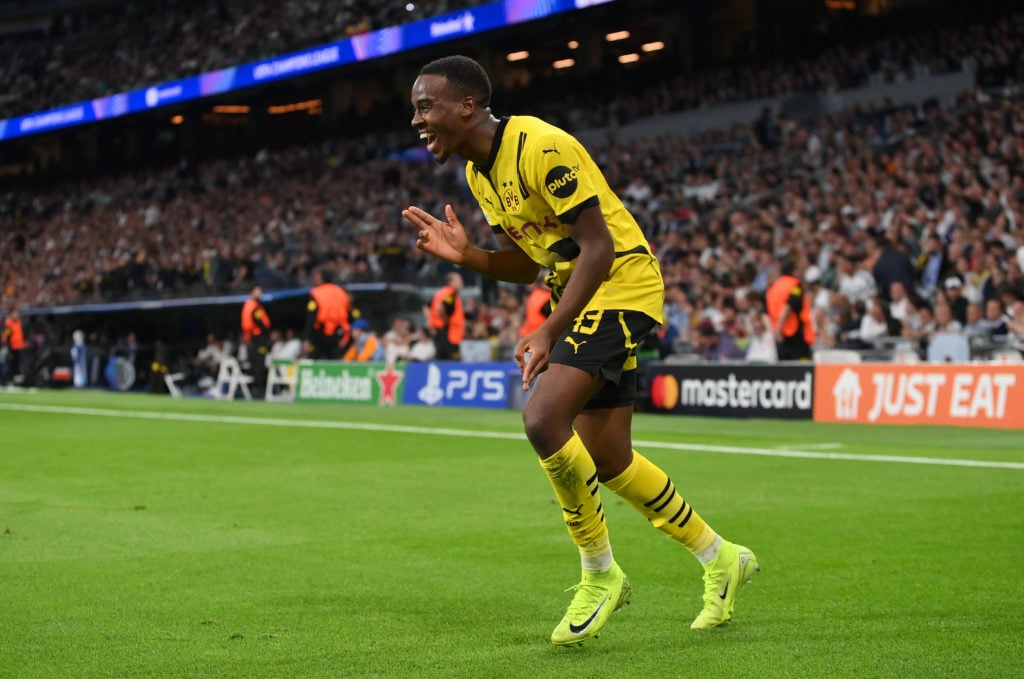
top-left (539, 432), bottom-right (613, 572)
top-left (604, 450), bottom-right (721, 564)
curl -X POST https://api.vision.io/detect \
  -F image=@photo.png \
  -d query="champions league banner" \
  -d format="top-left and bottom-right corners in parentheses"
top-left (0, 0), bottom-right (616, 141)
top-left (647, 363), bottom-right (815, 420)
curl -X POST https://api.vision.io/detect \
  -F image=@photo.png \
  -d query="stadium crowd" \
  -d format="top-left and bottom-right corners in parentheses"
top-left (0, 0), bottom-right (489, 119)
top-left (3, 2), bottom-right (1024, 384)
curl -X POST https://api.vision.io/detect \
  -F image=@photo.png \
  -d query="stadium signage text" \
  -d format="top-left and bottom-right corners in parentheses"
top-left (429, 12), bottom-right (476, 38)
top-left (647, 364), bottom-right (814, 419)
top-left (680, 372), bottom-right (812, 410)
top-left (814, 364), bottom-right (1024, 429)
top-left (295, 362), bottom-right (404, 406)
top-left (252, 46), bottom-right (342, 81)
top-left (402, 361), bottom-right (518, 409)
top-left (20, 105), bottom-right (86, 133)
top-left (0, 0), bottom-right (617, 142)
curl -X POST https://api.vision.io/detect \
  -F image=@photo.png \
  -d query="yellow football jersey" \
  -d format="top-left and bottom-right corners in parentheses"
top-left (465, 116), bottom-right (664, 324)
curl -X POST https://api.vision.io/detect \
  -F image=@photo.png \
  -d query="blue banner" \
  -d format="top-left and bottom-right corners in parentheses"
top-left (0, 0), bottom-right (616, 142)
top-left (403, 361), bottom-right (520, 409)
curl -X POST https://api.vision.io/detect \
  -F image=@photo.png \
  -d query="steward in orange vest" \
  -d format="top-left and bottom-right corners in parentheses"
top-left (519, 280), bottom-right (552, 337)
top-left (2, 308), bottom-right (26, 384)
top-left (428, 272), bottom-right (465, 360)
top-left (305, 268), bottom-right (352, 359)
top-left (766, 259), bottom-right (816, 360)
top-left (241, 286), bottom-right (271, 344)
top-left (241, 286), bottom-right (271, 393)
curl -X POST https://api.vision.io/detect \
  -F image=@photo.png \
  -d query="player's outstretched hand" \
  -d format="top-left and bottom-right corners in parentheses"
top-left (402, 204), bottom-right (469, 265)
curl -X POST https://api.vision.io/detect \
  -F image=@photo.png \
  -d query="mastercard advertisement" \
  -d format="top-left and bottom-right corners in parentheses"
top-left (646, 365), bottom-right (814, 419)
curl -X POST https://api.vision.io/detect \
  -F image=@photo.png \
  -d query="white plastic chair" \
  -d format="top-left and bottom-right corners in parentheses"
top-left (265, 360), bottom-right (298, 402)
top-left (926, 333), bottom-right (970, 363)
top-left (988, 348), bottom-right (1023, 364)
top-left (164, 372), bottom-right (185, 397)
top-left (213, 357), bottom-right (253, 400)
top-left (813, 349), bottom-right (863, 364)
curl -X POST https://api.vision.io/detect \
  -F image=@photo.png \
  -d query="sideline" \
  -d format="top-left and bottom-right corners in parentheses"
top-left (1, 402), bottom-right (1022, 470)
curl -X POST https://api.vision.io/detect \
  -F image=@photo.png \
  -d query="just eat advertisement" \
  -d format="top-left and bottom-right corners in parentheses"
top-left (813, 364), bottom-right (1024, 429)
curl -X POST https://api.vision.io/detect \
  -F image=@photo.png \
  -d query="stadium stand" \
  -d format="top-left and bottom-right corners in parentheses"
top-left (0, 0), bottom-right (490, 119)
top-left (2, 0), bottom-right (1024, 387)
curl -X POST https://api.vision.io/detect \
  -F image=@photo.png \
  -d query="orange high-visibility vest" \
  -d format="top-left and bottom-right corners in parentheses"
top-left (241, 299), bottom-right (270, 343)
top-left (428, 285), bottom-right (465, 345)
top-left (343, 333), bottom-right (380, 361)
top-left (766, 274), bottom-right (816, 345)
top-left (310, 283), bottom-right (351, 337)
top-left (3, 317), bottom-right (25, 350)
top-left (520, 287), bottom-right (552, 336)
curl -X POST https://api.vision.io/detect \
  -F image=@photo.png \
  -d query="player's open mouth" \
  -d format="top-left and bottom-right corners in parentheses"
top-left (419, 130), bottom-right (438, 153)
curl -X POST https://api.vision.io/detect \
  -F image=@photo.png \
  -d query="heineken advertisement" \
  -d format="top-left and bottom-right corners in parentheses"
top-left (294, 361), bottom-right (404, 405)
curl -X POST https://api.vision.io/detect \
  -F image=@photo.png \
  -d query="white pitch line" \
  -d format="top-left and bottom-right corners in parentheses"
top-left (2, 402), bottom-right (1023, 470)
top-left (774, 442), bottom-right (843, 451)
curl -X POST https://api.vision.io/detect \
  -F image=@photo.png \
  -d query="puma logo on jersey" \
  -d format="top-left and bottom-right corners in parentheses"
top-left (542, 145), bottom-right (559, 154)
top-left (564, 337), bottom-right (587, 354)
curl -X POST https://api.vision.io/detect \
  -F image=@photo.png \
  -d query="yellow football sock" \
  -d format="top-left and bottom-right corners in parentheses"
top-left (539, 432), bottom-right (612, 568)
top-left (604, 450), bottom-right (718, 557)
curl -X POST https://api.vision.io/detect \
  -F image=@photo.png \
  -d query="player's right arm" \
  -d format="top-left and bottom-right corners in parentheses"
top-left (403, 203), bottom-right (539, 284)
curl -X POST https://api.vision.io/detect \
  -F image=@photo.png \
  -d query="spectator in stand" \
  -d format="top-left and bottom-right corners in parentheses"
top-left (407, 325), bottom-right (437, 362)
top-left (888, 280), bottom-right (912, 325)
top-left (693, 319), bottom-right (744, 361)
top-left (743, 311), bottom-right (778, 363)
top-left (836, 253), bottom-right (877, 307)
top-left (870, 234), bottom-right (916, 303)
top-left (917, 232), bottom-right (949, 297)
top-left (931, 300), bottom-right (964, 338)
top-left (718, 297), bottom-right (747, 346)
top-left (268, 328), bottom-right (303, 363)
top-left (658, 283), bottom-right (692, 357)
top-left (804, 266), bottom-right (830, 313)
top-left (1005, 292), bottom-right (1024, 342)
top-left (835, 299), bottom-right (867, 350)
top-left (191, 332), bottom-right (229, 386)
top-left (982, 298), bottom-right (1009, 337)
top-left (943, 276), bottom-right (969, 325)
top-left (963, 302), bottom-right (989, 338)
top-left (343, 319), bottom-right (384, 361)
top-left (901, 298), bottom-right (935, 351)
top-left (382, 317), bottom-right (415, 364)
top-left (857, 297), bottom-right (897, 345)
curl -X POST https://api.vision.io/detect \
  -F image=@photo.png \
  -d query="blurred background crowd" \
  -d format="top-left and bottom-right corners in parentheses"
top-left (2, 0), bottom-right (1023, 390)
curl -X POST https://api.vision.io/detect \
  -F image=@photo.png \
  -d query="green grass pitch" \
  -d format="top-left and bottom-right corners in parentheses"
top-left (1, 389), bottom-right (1022, 678)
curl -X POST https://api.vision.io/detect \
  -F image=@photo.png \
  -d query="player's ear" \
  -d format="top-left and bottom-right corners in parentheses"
top-left (461, 96), bottom-right (478, 115)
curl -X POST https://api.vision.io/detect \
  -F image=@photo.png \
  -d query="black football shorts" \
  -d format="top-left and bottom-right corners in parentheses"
top-left (548, 309), bottom-right (657, 409)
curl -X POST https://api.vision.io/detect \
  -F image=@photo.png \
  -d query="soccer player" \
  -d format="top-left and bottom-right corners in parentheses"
top-left (402, 55), bottom-right (758, 646)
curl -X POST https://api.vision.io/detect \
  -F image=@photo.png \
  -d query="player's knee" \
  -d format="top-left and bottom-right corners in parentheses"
top-left (522, 403), bottom-right (567, 454)
top-left (524, 403), bottom-right (557, 450)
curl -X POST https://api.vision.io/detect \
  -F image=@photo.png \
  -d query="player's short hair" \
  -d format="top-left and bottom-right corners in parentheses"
top-left (419, 55), bottom-right (491, 108)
